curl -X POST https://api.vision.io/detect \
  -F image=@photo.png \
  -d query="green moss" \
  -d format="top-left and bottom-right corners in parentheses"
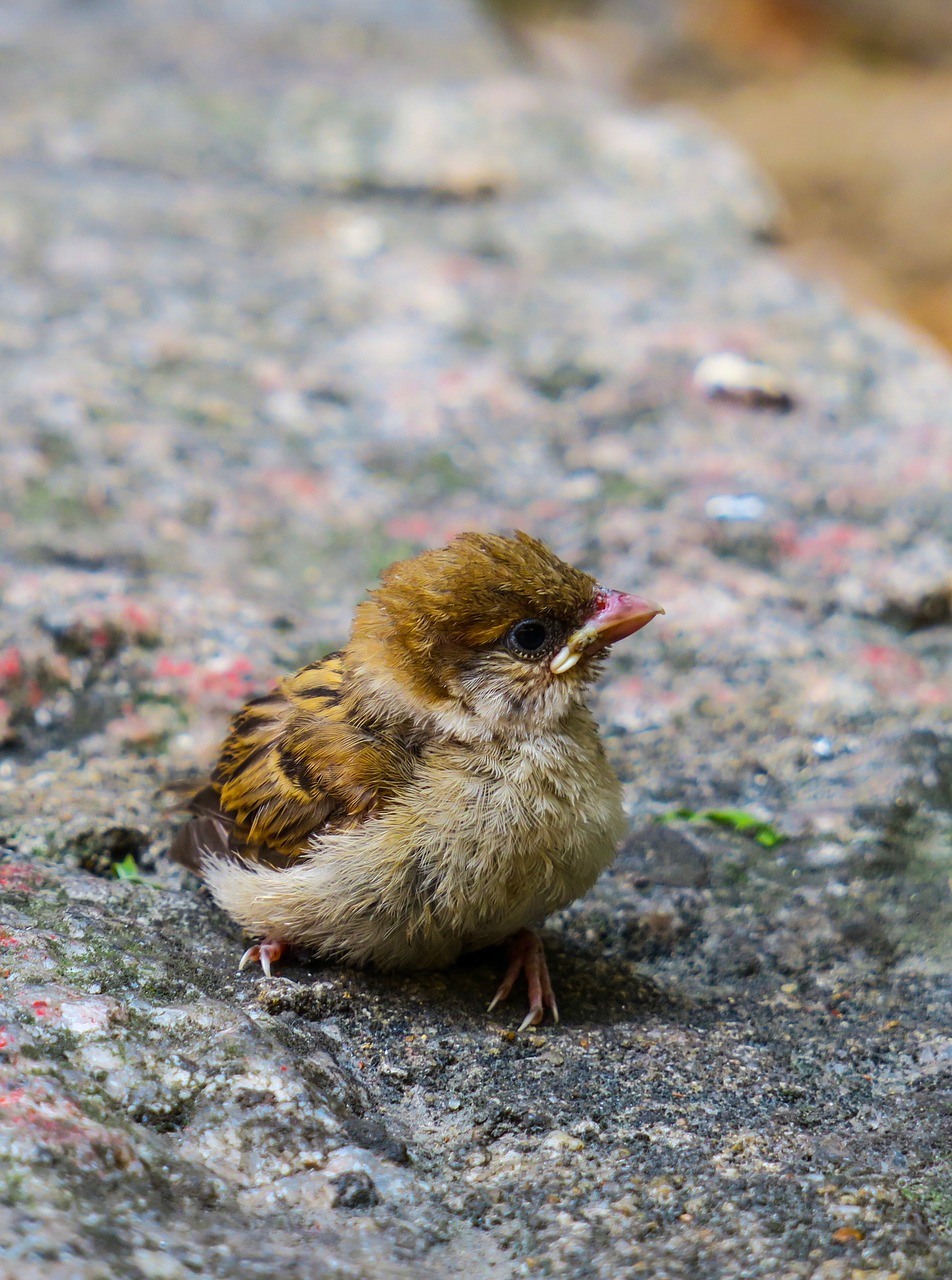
top-left (720, 859), bottom-right (750, 886)
top-left (0, 1170), bottom-right (28, 1207)
top-left (365, 446), bottom-right (475, 496)
top-left (16, 479), bottom-right (109, 530)
top-left (902, 1176), bottom-right (952, 1232)
top-left (525, 362), bottom-right (602, 401)
top-left (598, 472), bottom-right (661, 504)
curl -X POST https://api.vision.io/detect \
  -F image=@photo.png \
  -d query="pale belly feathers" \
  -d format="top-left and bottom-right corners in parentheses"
top-left (203, 707), bottom-right (626, 970)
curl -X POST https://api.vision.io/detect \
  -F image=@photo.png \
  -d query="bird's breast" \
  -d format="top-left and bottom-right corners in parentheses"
top-left (314, 708), bottom-right (625, 967)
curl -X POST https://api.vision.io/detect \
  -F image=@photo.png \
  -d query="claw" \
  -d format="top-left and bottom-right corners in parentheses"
top-left (237, 939), bottom-right (287, 978)
top-left (489, 928), bottom-right (559, 1031)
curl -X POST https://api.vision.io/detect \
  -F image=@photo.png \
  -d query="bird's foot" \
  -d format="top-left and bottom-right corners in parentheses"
top-left (237, 937), bottom-right (287, 978)
top-left (487, 928), bottom-right (560, 1032)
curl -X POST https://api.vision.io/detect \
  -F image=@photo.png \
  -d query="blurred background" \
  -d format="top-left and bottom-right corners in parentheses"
top-left (488, 0), bottom-right (952, 349)
top-left (1, 3), bottom-right (952, 1274)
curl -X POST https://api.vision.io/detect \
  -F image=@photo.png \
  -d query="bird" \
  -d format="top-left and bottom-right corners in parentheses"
top-left (170, 531), bottom-right (663, 1030)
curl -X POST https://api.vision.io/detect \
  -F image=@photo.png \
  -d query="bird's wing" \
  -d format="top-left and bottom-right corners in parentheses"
top-left (169, 652), bottom-right (417, 871)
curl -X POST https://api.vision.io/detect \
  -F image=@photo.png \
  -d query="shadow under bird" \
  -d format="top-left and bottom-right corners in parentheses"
top-left (170, 531), bottom-right (663, 1030)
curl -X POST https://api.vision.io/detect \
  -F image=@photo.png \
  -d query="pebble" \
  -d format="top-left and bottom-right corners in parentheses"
top-left (693, 352), bottom-right (795, 410)
top-left (704, 493), bottom-right (768, 521)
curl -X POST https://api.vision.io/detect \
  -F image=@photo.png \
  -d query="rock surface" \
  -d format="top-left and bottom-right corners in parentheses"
top-left (0, 1), bottom-right (950, 1276)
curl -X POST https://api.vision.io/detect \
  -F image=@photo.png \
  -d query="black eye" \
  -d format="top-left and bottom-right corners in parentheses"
top-left (505, 618), bottom-right (554, 661)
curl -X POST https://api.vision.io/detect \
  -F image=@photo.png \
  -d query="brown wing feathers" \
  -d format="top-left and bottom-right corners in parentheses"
top-left (169, 652), bottom-right (414, 871)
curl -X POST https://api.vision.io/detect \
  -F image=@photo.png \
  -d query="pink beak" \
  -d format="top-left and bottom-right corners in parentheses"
top-left (550, 588), bottom-right (664, 674)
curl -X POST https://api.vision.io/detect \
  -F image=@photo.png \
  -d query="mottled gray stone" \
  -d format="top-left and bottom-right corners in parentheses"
top-left (616, 823), bottom-right (712, 887)
top-left (0, 0), bottom-right (950, 1276)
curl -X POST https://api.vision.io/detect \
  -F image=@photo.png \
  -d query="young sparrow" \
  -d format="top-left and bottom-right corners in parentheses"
top-left (171, 532), bottom-right (662, 1029)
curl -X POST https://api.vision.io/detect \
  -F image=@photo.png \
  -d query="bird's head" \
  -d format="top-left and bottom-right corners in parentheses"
top-left (348, 531), bottom-right (663, 737)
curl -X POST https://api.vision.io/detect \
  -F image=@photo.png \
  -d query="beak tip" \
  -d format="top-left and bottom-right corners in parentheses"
top-left (587, 590), bottom-right (664, 647)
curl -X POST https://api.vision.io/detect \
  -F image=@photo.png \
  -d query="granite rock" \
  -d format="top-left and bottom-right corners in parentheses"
top-left (0, 1), bottom-right (950, 1276)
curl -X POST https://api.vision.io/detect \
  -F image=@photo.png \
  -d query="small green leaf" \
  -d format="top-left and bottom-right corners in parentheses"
top-left (655, 807), bottom-right (698, 823)
top-left (705, 809), bottom-right (762, 833)
top-left (114, 854), bottom-right (162, 889)
top-left (754, 827), bottom-right (784, 849)
top-left (706, 809), bottom-right (784, 846)
top-left (656, 807), bottom-right (785, 847)
top-left (113, 854), bottom-right (137, 879)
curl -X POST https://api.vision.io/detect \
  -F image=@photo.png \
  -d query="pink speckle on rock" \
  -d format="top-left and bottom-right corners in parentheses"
top-left (0, 865), bottom-right (44, 893)
top-left (197, 655), bottom-right (257, 703)
top-left (786, 524), bottom-right (878, 575)
top-left (154, 655), bottom-right (195, 680)
top-left (153, 653), bottom-right (260, 707)
top-left (0, 1075), bottom-right (139, 1170)
top-left (106, 706), bottom-right (159, 745)
top-left (0, 647), bottom-right (23, 684)
top-left (859, 644), bottom-right (928, 698)
top-left (260, 468), bottom-right (327, 507)
top-left (118, 600), bottom-right (157, 634)
top-left (859, 645), bottom-right (924, 676)
top-left (384, 514), bottom-right (443, 542)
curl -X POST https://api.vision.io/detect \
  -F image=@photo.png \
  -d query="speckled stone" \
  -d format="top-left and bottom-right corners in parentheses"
top-left (0, 1), bottom-right (950, 1277)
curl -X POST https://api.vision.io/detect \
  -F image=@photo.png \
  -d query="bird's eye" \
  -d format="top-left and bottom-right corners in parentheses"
top-left (505, 618), bottom-right (555, 661)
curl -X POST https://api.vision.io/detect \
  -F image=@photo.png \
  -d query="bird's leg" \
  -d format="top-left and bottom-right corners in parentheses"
top-left (237, 937), bottom-right (287, 978)
top-left (488, 928), bottom-right (560, 1031)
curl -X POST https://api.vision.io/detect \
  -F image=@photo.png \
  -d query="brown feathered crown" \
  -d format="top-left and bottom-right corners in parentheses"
top-left (350, 531), bottom-right (597, 688)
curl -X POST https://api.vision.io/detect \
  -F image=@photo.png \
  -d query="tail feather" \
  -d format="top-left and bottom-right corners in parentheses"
top-left (166, 783), bottom-right (234, 872)
top-left (167, 781), bottom-right (296, 872)
top-left (169, 813), bottom-right (235, 873)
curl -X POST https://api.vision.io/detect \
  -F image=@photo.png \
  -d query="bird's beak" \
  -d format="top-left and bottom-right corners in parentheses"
top-left (550, 589), bottom-right (664, 675)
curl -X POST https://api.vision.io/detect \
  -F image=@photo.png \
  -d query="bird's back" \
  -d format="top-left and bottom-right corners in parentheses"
top-left (169, 651), bottom-right (421, 871)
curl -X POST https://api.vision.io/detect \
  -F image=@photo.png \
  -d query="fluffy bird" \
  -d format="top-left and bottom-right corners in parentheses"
top-left (171, 532), bottom-right (662, 1029)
